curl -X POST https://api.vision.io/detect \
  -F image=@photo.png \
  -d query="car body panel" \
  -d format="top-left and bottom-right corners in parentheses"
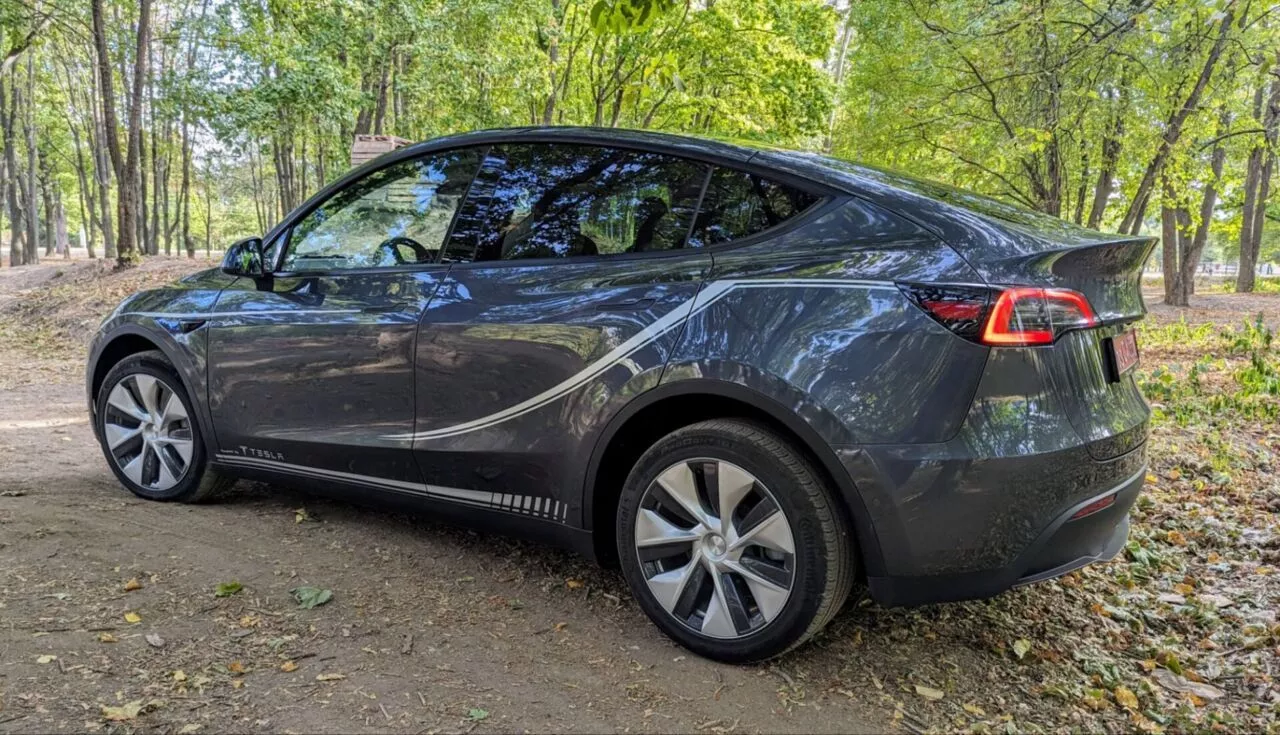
top-left (411, 253), bottom-right (709, 525)
top-left (86, 267), bottom-right (236, 454)
top-left (206, 268), bottom-right (447, 485)
top-left (85, 127), bottom-right (1152, 611)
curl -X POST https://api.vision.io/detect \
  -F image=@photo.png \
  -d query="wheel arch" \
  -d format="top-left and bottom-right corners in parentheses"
top-left (582, 379), bottom-right (885, 577)
top-left (88, 323), bottom-right (216, 454)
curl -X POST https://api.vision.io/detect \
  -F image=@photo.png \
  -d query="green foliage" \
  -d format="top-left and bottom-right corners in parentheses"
top-left (0, 0), bottom-right (1274, 264)
top-left (1139, 314), bottom-right (1279, 426)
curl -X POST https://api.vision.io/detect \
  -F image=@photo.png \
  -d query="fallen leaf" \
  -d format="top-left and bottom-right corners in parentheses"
top-left (1166, 530), bottom-right (1187, 546)
top-left (565, 579), bottom-right (584, 590)
top-left (963, 703), bottom-right (986, 717)
top-left (1199, 593), bottom-right (1233, 608)
top-left (145, 633), bottom-right (166, 648)
top-left (1114, 686), bottom-right (1139, 711)
top-left (294, 507), bottom-right (312, 523)
top-left (316, 673), bottom-right (345, 681)
top-left (238, 615), bottom-right (259, 628)
top-left (124, 578), bottom-right (143, 592)
top-left (98, 633), bottom-right (117, 643)
top-left (179, 725), bottom-right (202, 734)
top-left (101, 701), bottom-right (144, 722)
top-left (173, 670), bottom-right (187, 682)
top-left (231, 679), bottom-right (245, 689)
top-left (227, 661), bottom-right (245, 674)
top-left (914, 684), bottom-right (944, 701)
top-left (124, 612), bottom-right (142, 624)
top-left (1173, 583), bottom-right (1194, 596)
top-left (1150, 669), bottom-right (1225, 700)
top-left (468, 708), bottom-right (490, 721)
top-left (290, 586), bottom-right (333, 609)
top-left (36, 654), bottom-right (57, 664)
top-left (280, 661), bottom-right (298, 673)
top-left (214, 581), bottom-right (243, 598)
top-left (1012, 638), bottom-right (1032, 660)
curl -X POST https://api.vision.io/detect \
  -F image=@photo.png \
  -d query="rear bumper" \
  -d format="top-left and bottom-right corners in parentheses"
top-left (864, 463), bottom-right (1143, 607)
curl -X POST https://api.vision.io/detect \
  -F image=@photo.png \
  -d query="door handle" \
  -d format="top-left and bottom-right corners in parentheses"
top-left (596, 298), bottom-right (655, 312)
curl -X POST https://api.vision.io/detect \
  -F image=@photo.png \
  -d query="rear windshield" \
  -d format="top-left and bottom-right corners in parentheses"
top-left (797, 152), bottom-right (1095, 240)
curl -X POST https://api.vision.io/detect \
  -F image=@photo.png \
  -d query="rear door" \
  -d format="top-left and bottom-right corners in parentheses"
top-left (411, 143), bottom-right (711, 523)
top-left (207, 148), bottom-right (483, 486)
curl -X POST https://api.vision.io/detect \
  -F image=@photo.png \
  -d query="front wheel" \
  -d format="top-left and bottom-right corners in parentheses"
top-left (95, 350), bottom-right (231, 503)
top-left (616, 419), bottom-right (855, 663)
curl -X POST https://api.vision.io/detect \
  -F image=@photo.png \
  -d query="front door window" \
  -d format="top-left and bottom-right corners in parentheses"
top-left (281, 149), bottom-right (483, 271)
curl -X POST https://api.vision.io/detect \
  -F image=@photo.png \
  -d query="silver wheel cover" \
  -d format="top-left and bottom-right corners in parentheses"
top-left (635, 458), bottom-right (796, 640)
top-left (103, 373), bottom-right (194, 492)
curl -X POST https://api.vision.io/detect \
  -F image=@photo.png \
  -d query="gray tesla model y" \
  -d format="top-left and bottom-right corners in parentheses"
top-left (87, 127), bottom-right (1153, 662)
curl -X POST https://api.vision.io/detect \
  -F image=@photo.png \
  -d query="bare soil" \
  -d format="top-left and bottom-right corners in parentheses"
top-left (0, 260), bottom-right (1276, 734)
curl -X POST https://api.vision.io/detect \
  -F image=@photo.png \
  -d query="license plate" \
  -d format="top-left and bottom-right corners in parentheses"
top-left (1108, 329), bottom-right (1139, 379)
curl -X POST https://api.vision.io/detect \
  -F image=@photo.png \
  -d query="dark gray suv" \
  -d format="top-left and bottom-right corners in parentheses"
top-left (87, 127), bottom-right (1153, 662)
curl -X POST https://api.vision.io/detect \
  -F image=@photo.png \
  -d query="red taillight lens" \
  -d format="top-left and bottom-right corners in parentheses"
top-left (980, 287), bottom-right (1098, 346)
top-left (900, 283), bottom-right (1099, 346)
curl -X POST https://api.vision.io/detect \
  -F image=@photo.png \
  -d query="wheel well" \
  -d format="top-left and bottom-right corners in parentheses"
top-left (91, 334), bottom-right (162, 401)
top-left (589, 392), bottom-right (862, 571)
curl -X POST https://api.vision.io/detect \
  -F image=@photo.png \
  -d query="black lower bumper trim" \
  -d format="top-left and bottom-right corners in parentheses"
top-left (866, 466), bottom-right (1145, 607)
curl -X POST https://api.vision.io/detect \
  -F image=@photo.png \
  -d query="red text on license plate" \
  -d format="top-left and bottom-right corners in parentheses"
top-left (1109, 329), bottom-right (1138, 378)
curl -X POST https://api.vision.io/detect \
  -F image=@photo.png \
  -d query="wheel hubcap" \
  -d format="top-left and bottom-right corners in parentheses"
top-left (103, 373), bottom-right (193, 492)
top-left (634, 458), bottom-right (796, 640)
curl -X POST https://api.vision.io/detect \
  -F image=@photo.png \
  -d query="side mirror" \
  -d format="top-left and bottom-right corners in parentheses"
top-left (221, 237), bottom-right (267, 278)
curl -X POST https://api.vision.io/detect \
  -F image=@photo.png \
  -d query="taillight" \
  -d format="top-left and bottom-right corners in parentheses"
top-left (899, 283), bottom-right (1098, 346)
top-left (980, 287), bottom-right (1098, 346)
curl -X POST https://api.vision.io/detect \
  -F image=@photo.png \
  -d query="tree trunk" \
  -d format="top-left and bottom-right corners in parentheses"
top-left (53, 190), bottom-right (69, 257)
top-left (542, 0), bottom-right (562, 125)
top-left (0, 74), bottom-right (22, 266)
top-left (1237, 67), bottom-right (1280, 293)
top-left (23, 53), bottom-right (39, 264)
top-left (1176, 127), bottom-right (1227, 301)
top-left (1086, 69), bottom-right (1130, 230)
top-left (1118, 9), bottom-right (1234, 235)
top-left (93, 0), bottom-right (150, 267)
top-left (1160, 199), bottom-right (1183, 306)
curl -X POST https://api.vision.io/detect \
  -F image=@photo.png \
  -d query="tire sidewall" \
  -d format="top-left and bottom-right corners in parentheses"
top-left (95, 353), bottom-right (209, 502)
top-left (616, 423), bottom-right (834, 662)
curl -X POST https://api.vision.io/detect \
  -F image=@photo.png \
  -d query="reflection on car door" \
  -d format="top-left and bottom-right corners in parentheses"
top-left (207, 148), bottom-right (483, 487)
top-left (409, 143), bottom-right (712, 524)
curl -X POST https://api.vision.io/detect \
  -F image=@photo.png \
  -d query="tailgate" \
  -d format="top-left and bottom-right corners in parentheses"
top-left (946, 223), bottom-right (1156, 460)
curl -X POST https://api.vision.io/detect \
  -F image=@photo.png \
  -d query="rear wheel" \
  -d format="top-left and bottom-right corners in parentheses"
top-left (616, 419), bottom-right (854, 662)
top-left (95, 351), bottom-right (230, 503)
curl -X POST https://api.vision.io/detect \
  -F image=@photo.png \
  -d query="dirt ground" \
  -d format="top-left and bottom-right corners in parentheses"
top-left (1, 259), bottom-right (1276, 734)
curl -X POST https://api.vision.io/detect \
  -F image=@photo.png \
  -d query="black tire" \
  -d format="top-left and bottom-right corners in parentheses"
top-left (616, 419), bottom-right (855, 663)
top-left (95, 350), bottom-right (232, 503)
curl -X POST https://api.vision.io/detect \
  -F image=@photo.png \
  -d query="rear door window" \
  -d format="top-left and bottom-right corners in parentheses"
top-left (442, 144), bottom-right (708, 263)
top-left (687, 167), bottom-right (821, 248)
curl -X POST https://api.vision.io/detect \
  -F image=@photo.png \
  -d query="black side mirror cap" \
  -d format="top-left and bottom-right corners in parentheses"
top-left (221, 237), bottom-right (267, 278)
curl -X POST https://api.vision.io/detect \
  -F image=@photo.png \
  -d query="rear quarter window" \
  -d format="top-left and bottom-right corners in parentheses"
top-left (687, 168), bottom-right (821, 248)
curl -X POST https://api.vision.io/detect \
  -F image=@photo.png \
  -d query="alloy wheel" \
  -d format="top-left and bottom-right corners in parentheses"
top-left (103, 373), bottom-right (194, 492)
top-left (634, 457), bottom-right (796, 639)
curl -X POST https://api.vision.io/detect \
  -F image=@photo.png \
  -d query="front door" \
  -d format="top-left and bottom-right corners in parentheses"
top-left (207, 147), bottom-right (483, 487)
top-left (412, 142), bottom-right (713, 524)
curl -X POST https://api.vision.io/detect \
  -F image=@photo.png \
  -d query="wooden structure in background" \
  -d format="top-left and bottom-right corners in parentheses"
top-left (350, 135), bottom-right (410, 168)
